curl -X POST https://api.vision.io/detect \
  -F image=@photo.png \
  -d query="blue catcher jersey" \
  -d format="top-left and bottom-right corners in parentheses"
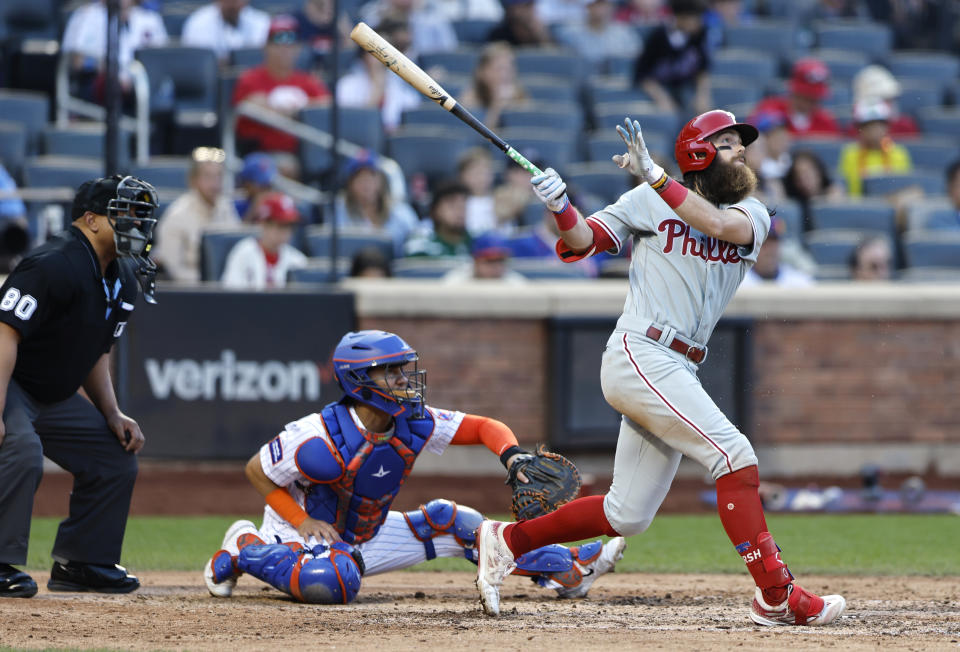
top-left (260, 399), bottom-right (464, 543)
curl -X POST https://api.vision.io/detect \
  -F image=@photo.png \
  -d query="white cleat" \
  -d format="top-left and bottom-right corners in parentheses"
top-left (557, 536), bottom-right (627, 599)
top-left (750, 583), bottom-right (846, 626)
top-left (475, 520), bottom-right (517, 616)
top-left (203, 520), bottom-right (262, 598)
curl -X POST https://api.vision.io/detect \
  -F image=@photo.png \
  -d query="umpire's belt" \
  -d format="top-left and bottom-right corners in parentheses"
top-left (645, 324), bottom-right (707, 364)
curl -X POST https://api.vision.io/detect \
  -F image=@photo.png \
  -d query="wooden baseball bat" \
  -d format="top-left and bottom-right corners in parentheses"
top-left (349, 22), bottom-right (543, 176)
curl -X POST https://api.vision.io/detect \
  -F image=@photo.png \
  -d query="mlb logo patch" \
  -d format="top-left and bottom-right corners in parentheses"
top-left (269, 437), bottom-right (283, 464)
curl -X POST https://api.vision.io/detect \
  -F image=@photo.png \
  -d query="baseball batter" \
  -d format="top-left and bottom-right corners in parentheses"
top-left (203, 329), bottom-right (625, 604)
top-left (475, 111), bottom-right (846, 626)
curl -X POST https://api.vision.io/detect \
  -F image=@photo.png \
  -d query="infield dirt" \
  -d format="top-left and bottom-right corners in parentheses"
top-left (1, 571), bottom-right (957, 651)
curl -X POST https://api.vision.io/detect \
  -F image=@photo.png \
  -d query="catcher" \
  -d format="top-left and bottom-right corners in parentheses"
top-left (203, 329), bottom-right (624, 604)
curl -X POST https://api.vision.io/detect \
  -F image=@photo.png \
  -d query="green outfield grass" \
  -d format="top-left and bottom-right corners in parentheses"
top-left (23, 513), bottom-right (959, 575)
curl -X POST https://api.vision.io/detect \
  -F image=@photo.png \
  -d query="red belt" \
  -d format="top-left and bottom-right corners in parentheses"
top-left (645, 325), bottom-right (706, 364)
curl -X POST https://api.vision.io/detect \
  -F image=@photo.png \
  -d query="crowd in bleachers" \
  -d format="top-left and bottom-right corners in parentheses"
top-left (0, 0), bottom-right (959, 287)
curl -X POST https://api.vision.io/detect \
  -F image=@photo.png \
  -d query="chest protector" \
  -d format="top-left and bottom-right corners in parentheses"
top-left (303, 401), bottom-right (434, 544)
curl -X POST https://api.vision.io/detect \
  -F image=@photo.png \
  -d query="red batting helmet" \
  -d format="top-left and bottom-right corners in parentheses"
top-left (674, 110), bottom-right (759, 175)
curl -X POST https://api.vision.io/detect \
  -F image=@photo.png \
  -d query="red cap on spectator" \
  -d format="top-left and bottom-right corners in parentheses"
top-left (268, 15), bottom-right (299, 43)
top-left (789, 58), bottom-right (830, 100)
top-left (257, 192), bottom-right (300, 224)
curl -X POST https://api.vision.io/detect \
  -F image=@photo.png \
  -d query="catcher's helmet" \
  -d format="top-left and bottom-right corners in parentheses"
top-left (333, 330), bottom-right (425, 417)
top-left (674, 110), bottom-right (759, 175)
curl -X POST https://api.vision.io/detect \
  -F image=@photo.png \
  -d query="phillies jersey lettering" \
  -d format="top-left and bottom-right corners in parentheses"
top-left (585, 183), bottom-right (771, 345)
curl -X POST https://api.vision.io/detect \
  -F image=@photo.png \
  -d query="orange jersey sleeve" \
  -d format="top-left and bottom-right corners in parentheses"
top-left (450, 414), bottom-right (519, 457)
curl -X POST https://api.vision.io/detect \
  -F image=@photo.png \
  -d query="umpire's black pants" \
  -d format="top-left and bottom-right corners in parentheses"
top-left (0, 380), bottom-right (138, 566)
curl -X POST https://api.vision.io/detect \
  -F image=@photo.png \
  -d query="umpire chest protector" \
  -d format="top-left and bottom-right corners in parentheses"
top-left (298, 401), bottom-right (433, 543)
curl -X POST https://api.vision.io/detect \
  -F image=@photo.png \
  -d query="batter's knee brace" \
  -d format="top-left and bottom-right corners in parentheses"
top-left (238, 542), bottom-right (364, 604)
top-left (402, 499), bottom-right (483, 562)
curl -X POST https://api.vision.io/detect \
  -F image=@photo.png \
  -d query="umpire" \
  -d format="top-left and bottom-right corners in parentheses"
top-left (0, 175), bottom-right (160, 597)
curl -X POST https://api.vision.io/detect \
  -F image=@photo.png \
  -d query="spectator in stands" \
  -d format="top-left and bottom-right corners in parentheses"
top-left (838, 99), bottom-right (913, 198)
top-left (443, 231), bottom-right (526, 283)
top-left (535, 0), bottom-right (585, 26)
top-left (751, 58), bottom-right (841, 137)
top-left (232, 15), bottom-right (330, 178)
top-left (360, 0), bottom-right (458, 54)
top-left (615, 0), bottom-right (670, 24)
top-left (221, 192), bottom-right (308, 289)
top-left (181, 0), bottom-right (270, 62)
top-left (404, 181), bottom-right (472, 257)
top-left (509, 199), bottom-right (601, 276)
top-left (491, 149), bottom-right (542, 233)
top-left (431, 0), bottom-right (503, 20)
top-left (782, 149), bottom-right (844, 232)
top-left (338, 15), bottom-right (421, 131)
top-left (153, 147), bottom-right (240, 283)
top-left (739, 216), bottom-right (815, 288)
top-left (746, 111), bottom-right (792, 204)
top-left (61, 0), bottom-right (168, 104)
top-left (631, 0), bottom-right (711, 117)
top-left (349, 247), bottom-right (393, 278)
top-left (935, 160), bottom-right (960, 230)
top-left (704, 0), bottom-right (753, 51)
top-left (487, 0), bottom-right (553, 46)
top-left (851, 65), bottom-right (919, 138)
top-left (461, 41), bottom-right (528, 130)
top-left (335, 152), bottom-right (419, 257)
top-left (848, 234), bottom-right (893, 281)
top-left (458, 148), bottom-right (497, 235)
top-left (294, 0), bottom-right (353, 69)
top-left (234, 152), bottom-right (278, 223)
top-left (556, 0), bottom-right (642, 67)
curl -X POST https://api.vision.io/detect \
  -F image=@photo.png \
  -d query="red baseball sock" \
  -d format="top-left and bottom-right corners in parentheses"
top-left (504, 495), bottom-right (619, 556)
top-left (716, 465), bottom-right (789, 604)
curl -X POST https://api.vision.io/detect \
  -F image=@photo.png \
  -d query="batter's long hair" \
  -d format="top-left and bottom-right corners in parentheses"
top-left (683, 156), bottom-right (757, 206)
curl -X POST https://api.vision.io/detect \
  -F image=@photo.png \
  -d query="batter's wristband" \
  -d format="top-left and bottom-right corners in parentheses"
top-left (266, 488), bottom-right (309, 528)
top-left (500, 445), bottom-right (530, 469)
top-left (657, 177), bottom-right (689, 209)
top-left (552, 200), bottom-right (579, 231)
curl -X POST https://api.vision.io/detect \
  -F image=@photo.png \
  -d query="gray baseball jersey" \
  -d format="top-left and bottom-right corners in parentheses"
top-left (588, 183), bottom-right (771, 346)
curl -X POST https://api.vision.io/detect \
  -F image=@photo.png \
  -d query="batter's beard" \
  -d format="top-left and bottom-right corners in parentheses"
top-left (687, 158), bottom-right (757, 206)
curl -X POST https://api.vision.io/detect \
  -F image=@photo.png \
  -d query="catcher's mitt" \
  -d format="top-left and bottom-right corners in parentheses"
top-left (506, 445), bottom-right (581, 521)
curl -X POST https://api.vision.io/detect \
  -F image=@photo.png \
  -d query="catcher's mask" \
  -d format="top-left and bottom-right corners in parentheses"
top-left (333, 330), bottom-right (426, 417)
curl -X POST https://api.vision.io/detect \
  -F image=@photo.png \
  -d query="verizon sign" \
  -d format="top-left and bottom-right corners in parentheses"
top-left (118, 289), bottom-right (355, 459)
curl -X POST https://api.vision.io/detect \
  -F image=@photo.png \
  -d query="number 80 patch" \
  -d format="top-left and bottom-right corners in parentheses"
top-left (0, 288), bottom-right (37, 321)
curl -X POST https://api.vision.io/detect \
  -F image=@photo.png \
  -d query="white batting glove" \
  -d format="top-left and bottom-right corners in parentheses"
top-left (530, 167), bottom-right (569, 213)
top-left (613, 117), bottom-right (664, 186)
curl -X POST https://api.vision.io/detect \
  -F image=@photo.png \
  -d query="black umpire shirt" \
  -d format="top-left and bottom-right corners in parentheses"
top-left (0, 225), bottom-right (138, 404)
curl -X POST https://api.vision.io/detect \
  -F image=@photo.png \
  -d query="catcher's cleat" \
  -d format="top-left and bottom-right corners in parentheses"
top-left (204, 520), bottom-right (263, 598)
top-left (556, 536), bottom-right (626, 599)
top-left (750, 583), bottom-right (846, 626)
top-left (475, 520), bottom-right (517, 616)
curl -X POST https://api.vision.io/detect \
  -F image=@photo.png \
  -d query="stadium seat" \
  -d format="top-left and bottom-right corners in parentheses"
top-left (814, 21), bottom-right (892, 59)
top-left (586, 132), bottom-right (670, 166)
top-left (902, 140), bottom-right (954, 170)
top-left (791, 138), bottom-right (845, 171)
top-left (249, 0), bottom-right (298, 11)
top-left (902, 231), bottom-right (960, 268)
top-left (523, 77), bottom-right (580, 104)
top-left (771, 200), bottom-right (804, 240)
top-left (564, 162), bottom-right (633, 205)
top-left (803, 48), bottom-right (869, 83)
top-left (722, 20), bottom-right (801, 60)
top-left (862, 171), bottom-right (945, 198)
top-left (905, 197), bottom-right (955, 232)
top-left (42, 125), bottom-right (131, 166)
top-left (509, 258), bottom-right (590, 280)
top-left (918, 107), bottom-right (960, 139)
top-left (401, 104), bottom-right (465, 128)
top-left (393, 257), bottom-right (461, 278)
top-left (418, 50), bottom-right (478, 77)
top-left (161, 11), bottom-right (190, 38)
top-left (710, 49), bottom-right (779, 84)
top-left (604, 55), bottom-right (636, 80)
top-left (299, 106), bottom-right (385, 179)
top-left (0, 121), bottom-right (28, 181)
top-left (897, 82), bottom-right (944, 118)
top-left (303, 225), bottom-right (394, 261)
top-left (496, 128), bottom-right (577, 170)
top-left (286, 258), bottom-right (351, 283)
top-left (22, 156), bottom-right (103, 190)
top-left (387, 127), bottom-right (473, 180)
top-left (592, 103), bottom-right (680, 138)
top-left (808, 199), bottom-right (896, 237)
top-left (888, 52), bottom-right (960, 86)
top-left (500, 104), bottom-right (584, 132)
top-left (452, 19), bottom-right (496, 44)
top-left (586, 78), bottom-right (651, 106)
top-left (899, 267), bottom-right (960, 282)
top-left (514, 48), bottom-right (584, 81)
top-left (710, 77), bottom-right (764, 111)
top-left (131, 157), bottom-right (191, 190)
top-left (229, 48), bottom-right (264, 69)
top-left (0, 0), bottom-right (60, 39)
top-left (199, 227), bottom-right (260, 282)
top-left (805, 228), bottom-right (871, 266)
top-left (134, 46), bottom-right (220, 116)
top-left (0, 89), bottom-right (49, 154)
